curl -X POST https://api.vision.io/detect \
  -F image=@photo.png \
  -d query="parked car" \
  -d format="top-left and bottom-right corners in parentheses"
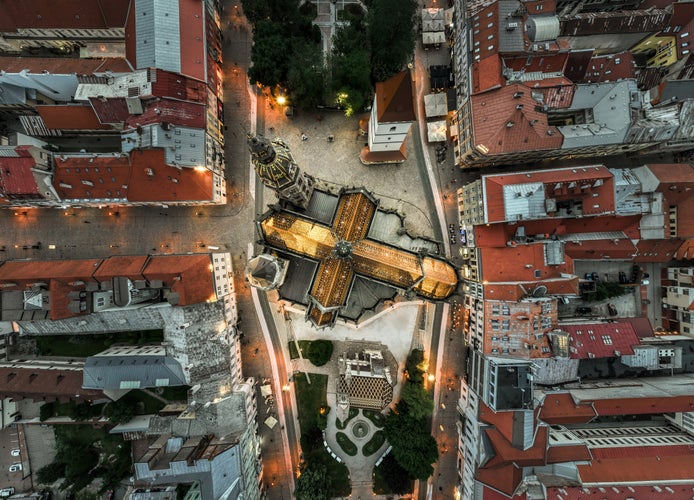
top-left (576, 306), bottom-right (592, 315)
top-left (584, 272), bottom-right (592, 280)
top-left (0, 488), bottom-right (15, 497)
top-left (591, 272), bottom-right (599, 282)
top-left (607, 303), bottom-right (618, 316)
top-left (618, 271), bottom-right (627, 284)
top-left (9, 463), bottom-right (22, 472)
top-left (10, 449), bottom-right (19, 457)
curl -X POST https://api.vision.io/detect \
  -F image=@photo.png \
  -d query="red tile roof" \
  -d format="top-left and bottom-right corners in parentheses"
top-left (127, 149), bottom-right (214, 203)
top-left (375, 71), bottom-right (416, 123)
top-left (470, 3), bottom-right (499, 61)
top-left (546, 484), bottom-right (694, 500)
top-left (562, 322), bottom-right (639, 359)
top-left (564, 238), bottom-right (638, 260)
top-left (178, 0), bottom-right (207, 82)
top-left (577, 454), bottom-right (694, 485)
top-left (538, 392), bottom-right (596, 424)
top-left (503, 53), bottom-right (568, 75)
top-left (0, 366), bottom-right (102, 402)
top-left (482, 166), bottom-right (615, 223)
top-left (479, 244), bottom-right (574, 282)
top-left (0, 259), bottom-right (103, 286)
top-left (470, 84), bottom-right (564, 156)
top-left (53, 149), bottom-right (214, 203)
top-left (591, 396), bottom-right (694, 416)
top-left (124, 98), bottom-right (206, 129)
top-left (633, 239), bottom-right (685, 263)
top-left (484, 277), bottom-right (579, 300)
top-left (591, 444), bottom-right (694, 460)
top-left (645, 162), bottom-right (694, 184)
top-left (676, 239), bottom-right (694, 260)
top-left (142, 254), bottom-right (215, 306)
top-left (546, 443), bottom-right (592, 463)
top-left (476, 463), bottom-right (522, 497)
top-left (150, 69), bottom-right (207, 103)
top-left (619, 317), bottom-right (654, 338)
top-left (484, 426), bottom-right (548, 469)
top-left (532, 82), bottom-right (575, 109)
top-left (93, 255), bottom-right (149, 282)
top-left (564, 49), bottom-right (594, 83)
top-left (0, 56), bottom-right (132, 74)
top-left (36, 105), bottom-right (112, 130)
top-left (89, 97), bottom-right (131, 125)
top-left (472, 56), bottom-right (503, 94)
top-left (0, 0), bottom-right (130, 30)
top-left (583, 52), bottom-right (636, 84)
top-left (0, 147), bottom-right (40, 197)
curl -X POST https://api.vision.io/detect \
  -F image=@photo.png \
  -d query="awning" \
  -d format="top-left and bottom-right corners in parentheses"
top-left (422, 31), bottom-right (446, 45)
top-left (422, 8), bottom-right (445, 32)
top-left (424, 93), bottom-right (448, 118)
top-left (427, 120), bottom-right (448, 143)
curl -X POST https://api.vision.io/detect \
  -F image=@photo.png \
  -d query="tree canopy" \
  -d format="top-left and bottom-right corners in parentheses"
top-left (295, 464), bottom-right (330, 500)
top-left (367, 0), bottom-right (418, 82)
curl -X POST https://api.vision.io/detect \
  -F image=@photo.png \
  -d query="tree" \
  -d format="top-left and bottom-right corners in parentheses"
top-left (37, 462), bottom-right (66, 485)
top-left (248, 20), bottom-right (292, 87)
top-left (288, 40), bottom-right (327, 110)
top-left (405, 349), bottom-right (425, 383)
top-left (385, 413), bottom-right (438, 481)
top-left (367, 0), bottom-right (418, 82)
top-left (376, 453), bottom-right (413, 495)
top-left (331, 18), bottom-right (371, 115)
top-left (306, 340), bottom-right (333, 367)
top-left (104, 400), bottom-right (136, 425)
top-left (40, 402), bottom-right (55, 421)
top-left (400, 383), bottom-right (433, 420)
top-left (295, 464), bottom-right (330, 500)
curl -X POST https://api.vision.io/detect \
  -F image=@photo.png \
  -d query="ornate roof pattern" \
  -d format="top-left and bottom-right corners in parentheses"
top-left (259, 190), bottom-right (458, 327)
top-left (248, 135), bottom-right (299, 190)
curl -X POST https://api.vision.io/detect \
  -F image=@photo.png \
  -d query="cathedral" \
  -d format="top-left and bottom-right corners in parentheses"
top-left (246, 134), bottom-right (458, 328)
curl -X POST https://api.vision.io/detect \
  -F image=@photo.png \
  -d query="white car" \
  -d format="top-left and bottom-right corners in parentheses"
top-left (8, 463), bottom-right (22, 472)
top-left (0, 487), bottom-right (15, 497)
top-left (10, 449), bottom-right (19, 457)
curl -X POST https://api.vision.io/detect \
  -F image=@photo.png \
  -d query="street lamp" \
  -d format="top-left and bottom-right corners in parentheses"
top-left (276, 95), bottom-right (287, 106)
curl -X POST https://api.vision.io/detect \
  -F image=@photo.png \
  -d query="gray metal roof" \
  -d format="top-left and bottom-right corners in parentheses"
top-left (558, 80), bottom-right (637, 149)
top-left (121, 124), bottom-right (206, 167)
top-left (498, 0), bottom-right (525, 53)
top-left (502, 182), bottom-right (546, 221)
top-left (277, 255), bottom-right (318, 305)
top-left (83, 352), bottom-right (187, 389)
top-left (134, 0), bottom-right (181, 75)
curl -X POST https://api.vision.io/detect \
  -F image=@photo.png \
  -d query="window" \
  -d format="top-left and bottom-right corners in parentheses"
top-left (390, 126), bottom-right (396, 132)
top-left (602, 335), bottom-right (613, 345)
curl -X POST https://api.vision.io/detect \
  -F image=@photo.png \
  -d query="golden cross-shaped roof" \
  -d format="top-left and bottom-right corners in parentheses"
top-left (260, 190), bottom-right (458, 327)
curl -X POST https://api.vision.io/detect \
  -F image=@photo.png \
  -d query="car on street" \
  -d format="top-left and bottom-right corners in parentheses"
top-left (0, 488), bottom-right (15, 497)
top-left (576, 306), bottom-right (592, 315)
top-left (10, 449), bottom-right (19, 457)
top-left (9, 463), bottom-right (22, 472)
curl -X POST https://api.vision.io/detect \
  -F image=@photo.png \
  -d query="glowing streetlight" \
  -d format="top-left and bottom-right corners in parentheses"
top-left (277, 95), bottom-right (287, 106)
top-left (428, 373), bottom-right (436, 382)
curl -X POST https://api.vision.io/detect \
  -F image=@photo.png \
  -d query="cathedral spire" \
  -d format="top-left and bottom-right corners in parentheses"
top-left (247, 133), bottom-right (314, 209)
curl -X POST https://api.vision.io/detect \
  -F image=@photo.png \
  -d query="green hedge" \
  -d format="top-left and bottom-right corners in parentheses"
top-left (336, 407), bottom-right (359, 430)
top-left (363, 430), bottom-right (386, 457)
top-left (362, 409), bottom-right (386, 428)
top-left (336, 431), bottom-right (358, 456)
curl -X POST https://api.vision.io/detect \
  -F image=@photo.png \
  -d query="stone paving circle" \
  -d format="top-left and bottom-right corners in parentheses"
top-left (351, 419), bottom-right (370, 440)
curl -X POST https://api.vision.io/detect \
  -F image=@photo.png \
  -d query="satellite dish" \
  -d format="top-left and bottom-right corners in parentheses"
top-left (532, 285), bottom-right (547, 297)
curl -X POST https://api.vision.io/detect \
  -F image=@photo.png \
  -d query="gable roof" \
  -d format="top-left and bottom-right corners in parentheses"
top-left (142, 254), bottom-right (215, 305)
top-left (0, 56), bottom-right (132, 74)
top-left (0, 365), bottom-right (102, 402)
top-left (562, 322), bottom-right (639, 359)
top-left (0, 147), bottom-right (41, 197)
top-left (36, 105), bottom-right (112, 130)
top-left (470, 84), bottom-right (564, 155)
top-left (0, 0), bottom-right (130, 30)
top-left (375, 71), bottom-right (416, 123)
top-left (93, 255), bottom-right (149, 282)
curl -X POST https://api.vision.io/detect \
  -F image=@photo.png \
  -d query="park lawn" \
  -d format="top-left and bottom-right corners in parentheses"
top-left (294, 372), bottom-right (328, 431)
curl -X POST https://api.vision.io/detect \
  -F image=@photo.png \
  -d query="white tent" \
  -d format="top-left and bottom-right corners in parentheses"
top-left (424, 93), bottom-right (448, 118)
top-left (427, 120), bottom-right (448, 143)
top-left (422, 31), bottom-right (446, 46)
top-left (261, 384), bottom-right (272, 398)
top-left (422, 8), bottom-right (445, 32)
top-left (264, 416), bottom-right (278, 429)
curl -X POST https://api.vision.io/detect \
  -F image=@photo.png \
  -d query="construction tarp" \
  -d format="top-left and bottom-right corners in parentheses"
top-left (427, 120), bottom-right (448, 142)
top-left (424, 93), bottom-right (448, 118)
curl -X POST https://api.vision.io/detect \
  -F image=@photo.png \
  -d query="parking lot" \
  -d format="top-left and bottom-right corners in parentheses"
top-left (0, 426), bottom-right (31, 494)
top-left (558, 260), bottom-right (661, 321)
